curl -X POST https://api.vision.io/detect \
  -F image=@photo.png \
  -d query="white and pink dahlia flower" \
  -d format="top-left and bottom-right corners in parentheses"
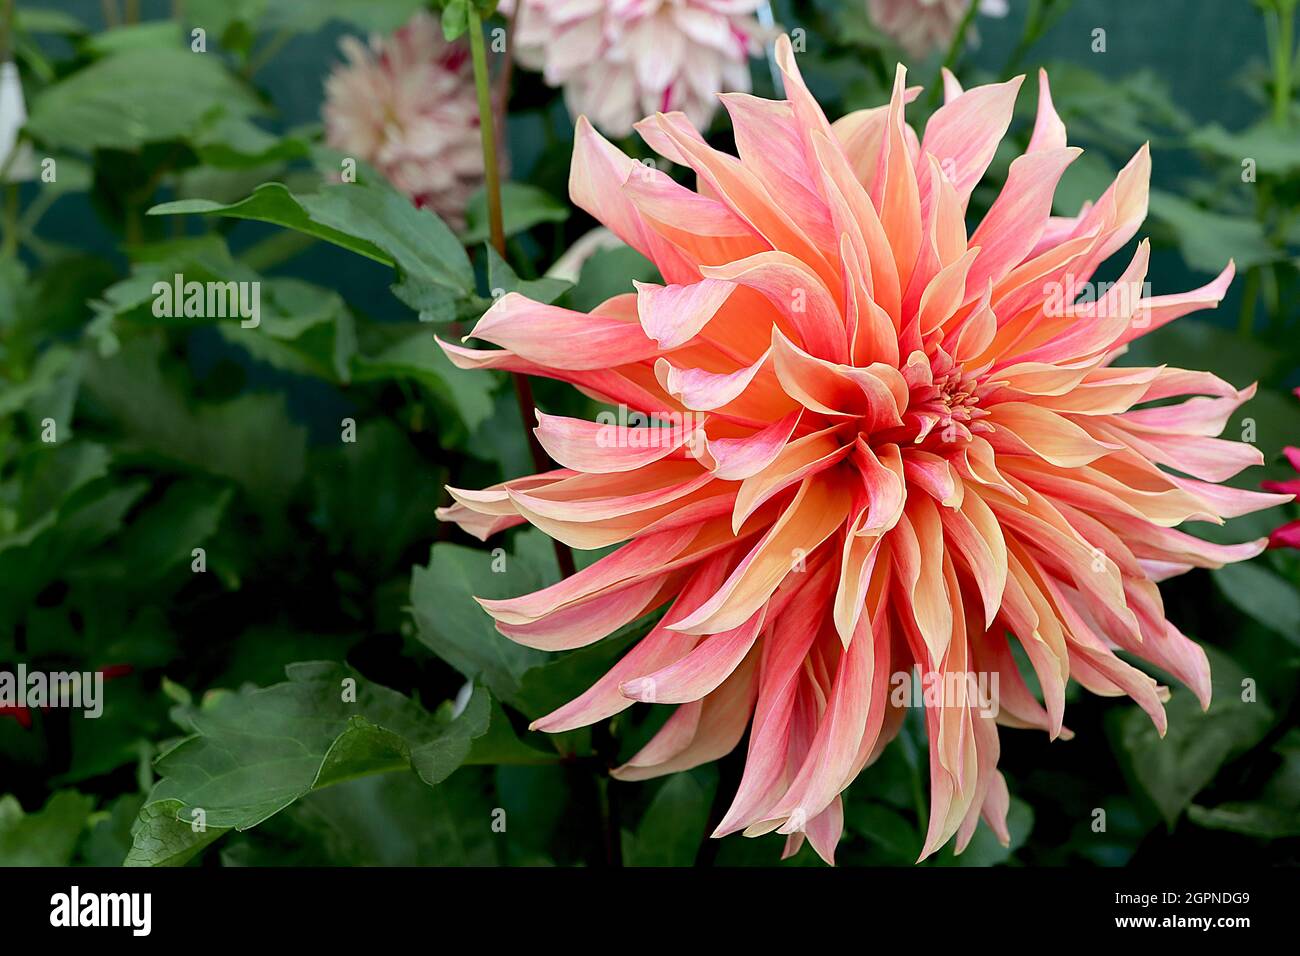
top-left (438, 36), bottom-right (1289, 864)
top-left (323, 11), bottom-right (484, 228)
top-left (501, 0), bottom-right (766, 137)
top-left (869, 0), bottom-right (1010, 59)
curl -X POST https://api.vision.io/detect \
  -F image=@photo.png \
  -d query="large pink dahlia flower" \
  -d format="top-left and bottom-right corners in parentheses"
top-left (323, 11), bottom-right (484, 228)
top-left (437, 37), bottom-right (1290, 864)
top-left (500, 0), bottom-right (765, 137)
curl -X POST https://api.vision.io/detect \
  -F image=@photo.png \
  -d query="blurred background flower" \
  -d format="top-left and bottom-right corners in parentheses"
top-left (868, 0), bottom-right (1009, 59)
top-left (501, 0), bottom-right (768, 136)
top-left (323, 10), bottom-right (484, 227)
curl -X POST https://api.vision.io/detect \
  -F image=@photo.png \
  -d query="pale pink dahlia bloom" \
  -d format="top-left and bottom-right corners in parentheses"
top-left (869, 0), bottom-right (1009, 59)
top-left (500, 0), bottom-right (765, 137)
top-left (438, 37), bottom-right (1290, 864)
top-left (323, 11), bottom-right (484, 228)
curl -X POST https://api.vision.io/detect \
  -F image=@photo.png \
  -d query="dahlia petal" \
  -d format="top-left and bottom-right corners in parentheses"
top-left (773, 612), bottom-right (890, 826)
top-left (570, 116), bottom-right (698, 283)
top-left (702, 253), bottom-right (847, 363)
top-left (872, 65), bottom-right (923, 292)
top-left (528, 553), bottom-right (739, 732)
top-left (965, 147), bottom-right (1082, 298)
top-left (732, 425), bottom-right (853, 531)
top-left (918, 75), bottom-right (1023, 210)
top-left (610, 645), bottom-right (760, 781)
top-left (704, 410), bottom-right (802, 480)
top-left (534, 411), bottom-right (698, 474)
top-left (477, 525), bottom-right (696, 625)
top-left (714, 564), bottom-right (839, 837)
top-left (620, 602), bottom-right (768, 704)
top-left (496, 574), bottom-right (670, 651)
top-left (1027, 68), bottom-right (1067, 153)
top-left (1113, 261), bottom-right (1235, 349)
top-left (633, 277), bottom-right (737, 349)
top-left (986, 402), bottom-right (1120, 467)
top-left (674, 473), bottom-right (854, 634)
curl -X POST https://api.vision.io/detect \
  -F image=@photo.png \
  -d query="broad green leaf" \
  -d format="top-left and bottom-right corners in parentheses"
top-left (261, 0), bottom-right (428, 32)
top-left (351, 328), bottom-right (495, 436)
top-left (311, 419), bottom-right (443, 571)
top-left (125, 800), bottom-right (225, 867)
top-left (565, 245), bottom-right (661, 314)
top-left (148, 184), bottom-right (391, 266)
top-left (1213, 561), bottom-right (1300, 647)
top-left (621, 768), bottom-right (717, 867)
top-left (76, 480), bottom-right (232, 583)
top-left (486, 245), bottom-right (571, 305)
top-left (464, 183), bottom-right (570, 245)
top-left (225, 770), bottom-right (501, 866)
top-left (1190, 123), bottom-right (1300, 178)
top-left (0, 791), bottom-right (94, 866)
top-left (1148, 190), bottom-right (1279, 273)
top-left (151, 182), bottom-right (475, 303)
top-left (83, 337), bottom-right (307, 509)
top-left (137, 663), bottom-right (490, 839)
top-left (26, 48), bottom-right (262, 151)
top-left (1114, 646), bottom-right (1275, 826)
top-left (82, 794), bottom-right (146, 866)
top-left (466, 697), bottom-right (560, 766)
top-left (844, 801), bottom-right (921, 863)
top-left (1188, 732), bottom-right (1300, 838)
top-left (410, 531), bottom-right (556, 707)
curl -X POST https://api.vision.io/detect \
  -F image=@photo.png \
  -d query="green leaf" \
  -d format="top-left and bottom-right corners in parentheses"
top-left (135, 663), bottom-right (491, 848)
top-left (1213, 561), bottom-right (1300, 647)
top-left (125, 800), bottom-right (225, 867)
top-left (83, 337), bottom-right (308, 509)
top-left (26, 47), bottom-right (262, 152)
top-left (148, 184), bottom-right (392, 267)
top-left (311, 420), bottom-right (443, 571)
top-left (464, 183), bottom-right (570, 245)
top-left (1113, 646), bottom-right (1275, 826)
top-left (261, 0), bottom-right (428, 33)
top-left (1148, 190), bottom-right (1279, 274)
top-left (844, 801), bottom-right (921, 863)
top-left (0, 791), bottom-right (95, 866)
top-left (80, 480), bottom-right (232, 583)
top-left (351, 328), bottom-right (495, 436)
top-left (151, 182), bottom-right (475, 302)
top-left (1189, 123), bottom-right (1300, 178)
top-left (410, 531), bottom-right (556, 708)
top-left (622, 768), bottom-right (717, 867)
top-left (1188, 732), bottom-right (1300, 838)
top-left (486, 245), bottom-right (571, 305)
top-left (442, 0), bottom-right (471, 40)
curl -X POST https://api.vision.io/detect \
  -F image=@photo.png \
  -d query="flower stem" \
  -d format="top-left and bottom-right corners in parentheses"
top-left (468, 8), bottom-right (505, 259)
top-left (467, 6), bottom-right (575, 579)
top-left (1270, 0), bottom-right (1296, 126)
top-left (932, 0), bottom-right (979, 106)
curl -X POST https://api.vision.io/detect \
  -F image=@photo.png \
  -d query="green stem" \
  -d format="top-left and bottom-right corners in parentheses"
top-left (931, 0), bottom-right (979, 106)
top-left (467, 7), bottom-right (575, 580)
top-left (1272, 1), bottom-right (1296, 126)
top-left (1238, 267), bottom-right (1259, 338)
top-left (468, 8), bottom-right (505, 259)
top-left (0, 0), bottom-right (13, 63)
top-left (1, 184), bottom-right (17, 258)
top-left (1005, 0), bottom-right (1043, 75)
